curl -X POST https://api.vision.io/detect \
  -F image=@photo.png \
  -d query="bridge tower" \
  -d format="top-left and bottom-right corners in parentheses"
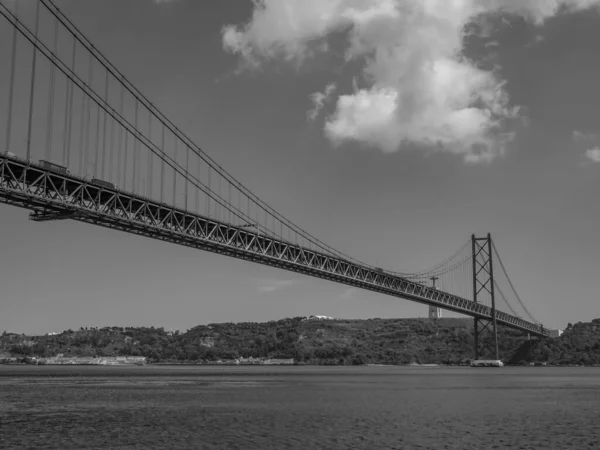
top-left (428, 276), bottom-right (442, 320)
top-left (472, 234), bottom-right (499, 360)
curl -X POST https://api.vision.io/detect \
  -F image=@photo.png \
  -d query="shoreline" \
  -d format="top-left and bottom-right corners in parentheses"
top-left (1, 360), bottom-right (597, 368)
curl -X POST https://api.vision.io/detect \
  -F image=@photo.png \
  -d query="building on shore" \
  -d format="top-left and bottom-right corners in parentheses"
top-left (548, 329), bottom-right (563, 338)
top-left (429, 306), bottom-right (442, 320)
top-left (428, 276), bottom-right (442, 320)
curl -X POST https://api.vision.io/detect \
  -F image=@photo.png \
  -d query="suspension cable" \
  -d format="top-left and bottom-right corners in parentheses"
top-left (38, 0), bottom-right (391, 267)
top-left (494, 280), bottom-right (521, 318)
top-left (4, 0), bottom-right (18, 155)
top-left (491, 240), bottom-right (540, 324)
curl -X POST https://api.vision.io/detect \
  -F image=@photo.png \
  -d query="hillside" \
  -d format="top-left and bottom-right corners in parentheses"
top-left (180, 317), bottom-right (534, 365)
top-left (510, 319), bottom-right (600, 366)
top-left (3, 317), bottom-right (599, 365)
top-left (1, 317), bottom-right (536, 365)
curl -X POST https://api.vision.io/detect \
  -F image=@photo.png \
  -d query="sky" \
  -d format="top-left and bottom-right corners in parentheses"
top-left (1, 0), bottom-right (600, 334)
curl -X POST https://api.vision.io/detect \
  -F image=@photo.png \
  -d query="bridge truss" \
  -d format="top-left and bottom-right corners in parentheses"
top-left (0, 154), bottom-right (547, 337)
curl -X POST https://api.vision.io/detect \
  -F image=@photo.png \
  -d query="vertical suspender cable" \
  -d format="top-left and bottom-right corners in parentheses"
top-left (45, 18), bottom-right (59, 162)
top-left (207, 166), bottom-right (211, 217)
top-left (5, 1), bottom-right (18, 155)
top-left (78, 88), bottom-right (86, 175)
top-left (185, 144), bottom-right (189, 210)
top-left (246, 195), bottom-right (250, 227)
top-left (117, 85), bottom-right (124, 187)
top-left (123, 131), bottom-right (129, 190)
top-left (94, 70), bottom-right (102, 178)
top-left (148, 110), bottom-right (153, 198)
top-left (26, 0), bottom-right (41, 161)
top-left (132, 100), bottom-right (138, 192)
top-left (196, 156), bottom-right (201, 214)
top-left (108, 113), bottom-right (115, 185)
top-left (108, 80), bottom-right (115, 185)
top-left (217, 171), bottom-right (221, 222)
top-left (121, 98), bottom-right (128, 190)
top-left (254, 198), bottom-right (258, 235)
top-left (160, 124), bottom-right (165, 203)
top-left (83, 53), bottom-right (93, 176)
top-left (172, 137), bottom-right (177, 206)
top-left (63, 37), bottom-right (76, 167)
top-left (101, 70), bottom-right (109, 180)
top-left (465, 248), bottom-right (469, 299)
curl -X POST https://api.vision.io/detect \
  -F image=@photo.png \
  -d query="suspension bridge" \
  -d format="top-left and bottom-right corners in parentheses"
top-left (0, 0), bottom-right (549, 360)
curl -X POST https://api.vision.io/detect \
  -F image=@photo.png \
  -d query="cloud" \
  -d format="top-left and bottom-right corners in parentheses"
top-left (308, 83), bottom-right (337, 121)
top-left (257, 279), bottom-right (297, 294)
top-left (573, 130), bottom-right (598, 142)
top-left (485, 0), bottom-right (600, 24)
top-left (585, 147), bottom-right (600, 163)
top-left (573, 131), bottom-right (600, 162)
top-left (222, 0), bottom-right (600, 163)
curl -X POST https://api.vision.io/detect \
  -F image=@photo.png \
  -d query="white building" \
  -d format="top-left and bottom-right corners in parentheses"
top-left (428, 277), bottom-right (442, 320)
top-left (548, 329), bottom-right (563, 338)
top-left (429, 306), bottom-right (442, 320)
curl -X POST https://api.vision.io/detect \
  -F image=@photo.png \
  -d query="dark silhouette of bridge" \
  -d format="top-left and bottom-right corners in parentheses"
top-left (0, 0), bottom-right (549, 360)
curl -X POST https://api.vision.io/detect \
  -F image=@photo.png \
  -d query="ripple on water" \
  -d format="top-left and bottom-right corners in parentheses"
top-left (0, 366), bottom-right (599, 449)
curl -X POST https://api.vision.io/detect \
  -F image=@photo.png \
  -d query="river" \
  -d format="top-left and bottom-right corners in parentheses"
top-left (1, 365), bottom-right (598, 449)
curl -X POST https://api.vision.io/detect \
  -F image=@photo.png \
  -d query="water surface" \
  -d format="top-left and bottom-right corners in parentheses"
top-left (1, 365), bottom-right (598, 449)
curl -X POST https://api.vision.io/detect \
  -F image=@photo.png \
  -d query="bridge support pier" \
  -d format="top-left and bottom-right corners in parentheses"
top-left (472, 234), bottom-right (499, 360)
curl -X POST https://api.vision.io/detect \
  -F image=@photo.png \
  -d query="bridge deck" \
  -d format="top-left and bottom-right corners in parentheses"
top-left (0, 154), bottom-right (548, 337)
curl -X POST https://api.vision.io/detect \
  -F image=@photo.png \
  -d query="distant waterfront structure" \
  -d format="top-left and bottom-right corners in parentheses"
top-left (548, 329), bottom-right (563, 338)
top-left (429, 306), bottom-right (442, 320)
top-left (307, 315), bottom-right (334, 321)
top-left (428, 276), bottom-right (442, 320)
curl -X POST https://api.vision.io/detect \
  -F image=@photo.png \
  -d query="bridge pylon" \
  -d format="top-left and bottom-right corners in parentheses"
top-left (472, 233), bottom-right (499, 360)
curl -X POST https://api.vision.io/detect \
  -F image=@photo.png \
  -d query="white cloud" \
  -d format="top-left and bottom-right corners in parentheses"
top-left (308, 83), bottom-right (337, 121)
top-left (585, 147), bottom-right (600, 163)
top-left (573, 130), bottom-right (598, 142)
top-left (257, 279), bottom-right (297, 294)
top-left (574, 131), bottom-right (600, 163)
top-left (222, 0), bottom-right (600, 163)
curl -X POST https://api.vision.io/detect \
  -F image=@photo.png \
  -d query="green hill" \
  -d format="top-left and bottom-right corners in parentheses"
top-left (0, 317), bottom-right (533, 365)
top-left (3, 317), bottom-right (599, 365)
top-left (510, 319), bottom-right (600, 366)
top-left (180, 317), bottom-right (533, 365)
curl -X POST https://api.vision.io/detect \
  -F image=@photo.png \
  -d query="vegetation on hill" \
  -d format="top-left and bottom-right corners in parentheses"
top-left (2, 317), bottom-right (599, 365)
top-left (510, 319), bottom-right (600, 366)
top-left (180, 317), bottom-right (530, 365)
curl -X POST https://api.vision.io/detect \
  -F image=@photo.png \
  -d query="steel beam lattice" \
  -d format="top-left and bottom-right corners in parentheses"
top-left (472, 234), bottom-right (502, 359)
top-left (0, 154), bottom-right (549, 337)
